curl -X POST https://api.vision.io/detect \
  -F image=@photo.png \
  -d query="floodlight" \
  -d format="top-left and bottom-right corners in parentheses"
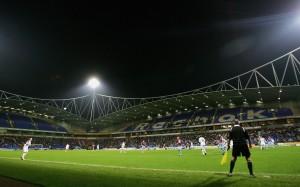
top-left (256, 100), bottom-right (263, 104)
top-left (88, 77), bottom-right (100, 89)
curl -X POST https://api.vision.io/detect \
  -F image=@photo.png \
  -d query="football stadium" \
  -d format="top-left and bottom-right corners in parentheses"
top-left (1, 2), bottom-right (300, 187)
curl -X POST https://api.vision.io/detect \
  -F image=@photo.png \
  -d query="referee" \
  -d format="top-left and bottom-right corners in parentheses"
top-left (227, 119), bottom-right (254, 177)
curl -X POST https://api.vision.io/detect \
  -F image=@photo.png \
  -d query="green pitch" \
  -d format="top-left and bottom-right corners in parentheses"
top-left (0, 147), bottom-right (300, 187)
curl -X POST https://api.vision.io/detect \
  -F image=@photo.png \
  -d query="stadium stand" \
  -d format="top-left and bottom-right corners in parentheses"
top-left (0, 136), bottom-right (18, 149)
top-left (34, 118), bottom-right (57, 131)
top-left (10, 114), bottom-right (36, 130)
top-left (172, 111), bottom-right (194, 124)
top-left (57, 126), bottom-right (68, 132)
top-left (0, 112), bottom-right (68, 133)
top-left (1, 125), bottom-right (299, 150)
top-left (0, 113), bottom-right (10, 128)
top-left (192, 110), bottom-right (213, 125)
top-left (119, 107), bottom-right (293, 133)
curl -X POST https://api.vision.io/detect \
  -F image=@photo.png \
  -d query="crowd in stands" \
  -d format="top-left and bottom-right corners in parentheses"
top-left (94, 127), bottom-right (300, 148)
top-left (1, 127), bottom-right (299, 150)
top-left (0, 136), bottom-right (79, 150)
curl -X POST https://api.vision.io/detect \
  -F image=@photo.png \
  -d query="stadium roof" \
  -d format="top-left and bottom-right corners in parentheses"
top-left (94, 86), bottom-right (300, 125)
top-left (0, 96), bottom-right (90, 126)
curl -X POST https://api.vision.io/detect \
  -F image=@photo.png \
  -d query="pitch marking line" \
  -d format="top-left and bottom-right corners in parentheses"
top-left (0, 156), bottom-right (299, 178)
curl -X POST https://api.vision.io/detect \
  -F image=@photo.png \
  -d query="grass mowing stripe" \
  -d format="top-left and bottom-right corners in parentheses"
top-left (0, 156), bottom-right (299, 178)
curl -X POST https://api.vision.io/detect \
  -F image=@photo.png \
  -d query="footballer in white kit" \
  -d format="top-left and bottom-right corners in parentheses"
top-left (21, 138), bottom-right (32, 160)
top-left (259, 136), bottom-right (266, 150)
top-left (176, 136), bottom-right (183, 156)
top-left (190, 141), bottom-right (194, 149)
top-left (120, 141), bottom-right (126, 153)
top-left (218, 135), bottom-right (227, 155)
top-left (267, 137), bottom-right (275, 148)
top-left (141, 140), bottom-right (147, 152)
top-left (65, 144), bottom-right (70, 151)
top-left (198, 136), bottom-right (207, 155)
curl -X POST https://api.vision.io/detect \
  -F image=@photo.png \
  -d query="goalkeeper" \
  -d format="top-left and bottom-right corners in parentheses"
top-left (227, 120), bottom-right (254, 177)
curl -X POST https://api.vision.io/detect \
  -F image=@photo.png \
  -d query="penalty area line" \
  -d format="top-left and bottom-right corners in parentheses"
top-left (0, 156), bottom-right (299, 178)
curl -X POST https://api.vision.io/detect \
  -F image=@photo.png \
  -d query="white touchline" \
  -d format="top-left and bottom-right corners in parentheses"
top-left (0, 156), bottom-right (299, 177)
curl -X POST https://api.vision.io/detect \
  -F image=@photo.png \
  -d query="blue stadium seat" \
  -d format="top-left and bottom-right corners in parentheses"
top-left (172, 111), bottom-right (194, 121)
top-left (276, 108), bottom-right (293, 117)
top-left (214, 108), bottom-right (241, 123)
top-left (11, 114), bottom-right (35, 130)
top-left (34, 118), bottom-right (57, 131)
top-left (0, 113), bottom-right (10, 128)
top-left (57, 126), bottom-right (67, 132)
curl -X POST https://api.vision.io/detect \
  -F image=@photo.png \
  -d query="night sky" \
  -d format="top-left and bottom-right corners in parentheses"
top-left (0, 1), bottom-right (300, 98)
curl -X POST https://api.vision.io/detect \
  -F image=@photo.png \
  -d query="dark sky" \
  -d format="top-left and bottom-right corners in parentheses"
top-left (0, 1), bottom-right (300, 98)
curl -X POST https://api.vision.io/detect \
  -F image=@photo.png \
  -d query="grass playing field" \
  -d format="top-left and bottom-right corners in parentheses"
top-left (0, 147), bottom-right (299, 187)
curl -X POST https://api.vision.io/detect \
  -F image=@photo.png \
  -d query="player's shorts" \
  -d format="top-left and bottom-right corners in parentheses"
top-left (178, 146), bottom-right (182, 150)
top-left (23, 147), bottom-right (29, 153)
top-left (232, 144), bottom-right (250, 158)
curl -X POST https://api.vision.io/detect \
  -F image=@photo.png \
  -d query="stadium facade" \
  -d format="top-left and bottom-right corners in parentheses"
top-left (1, 47), bottom-right (300, 148)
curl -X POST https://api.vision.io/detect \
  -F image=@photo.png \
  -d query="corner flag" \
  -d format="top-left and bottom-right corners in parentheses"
top-left (220, 151), bottom-right (228, 165)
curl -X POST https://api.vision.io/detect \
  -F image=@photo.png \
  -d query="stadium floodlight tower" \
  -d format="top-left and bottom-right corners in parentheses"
top-left (87, 77), bottom-right (101, 122)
